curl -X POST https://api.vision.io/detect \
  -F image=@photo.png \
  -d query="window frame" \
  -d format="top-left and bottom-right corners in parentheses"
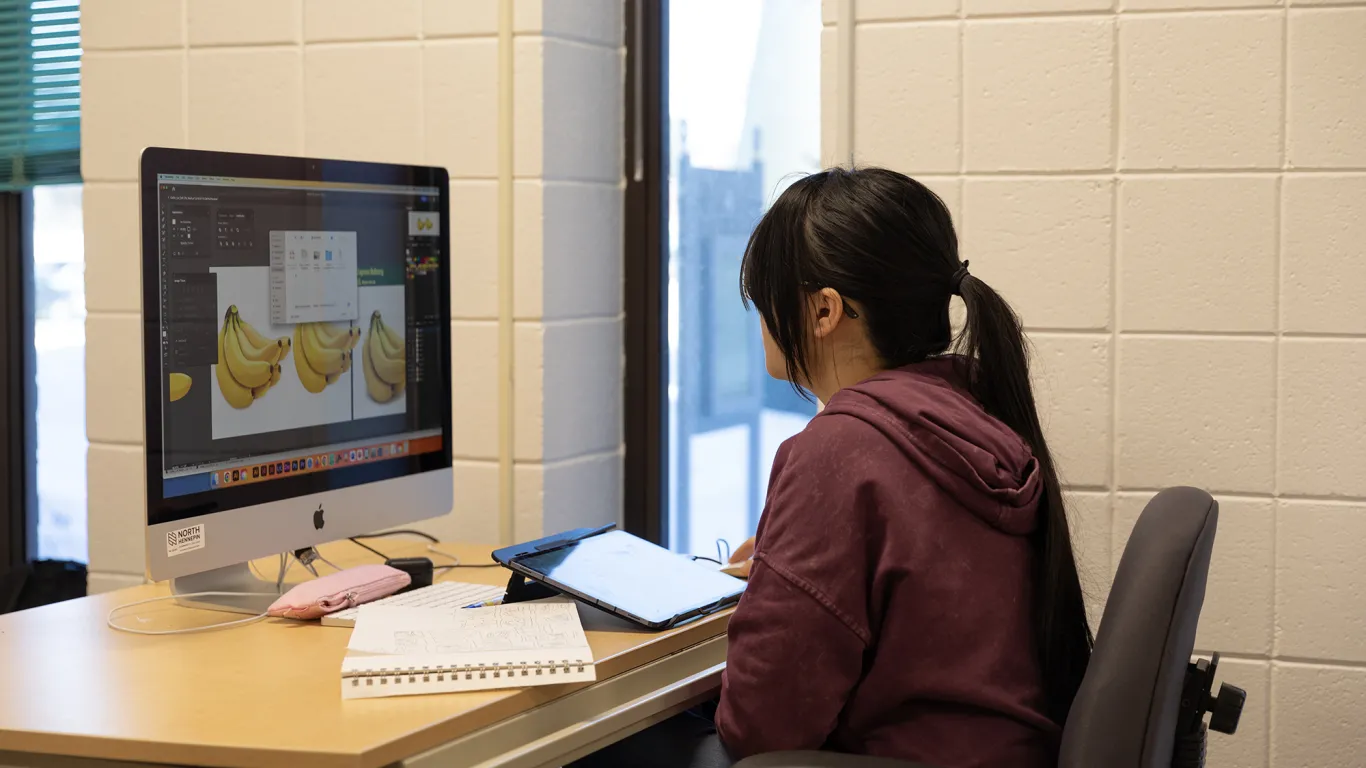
top-left (1, 191), bottom-right (37, 605)
top-left (622, 0), bottom-right (670, 545)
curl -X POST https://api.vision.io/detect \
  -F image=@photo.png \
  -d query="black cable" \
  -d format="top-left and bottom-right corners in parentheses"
top-left (352, 535), bottom-right (502, 569)
top-left (349, 529), bottom-right (439, 560)
top-left (352, 529), bottom-right (439, 543)
top-left (348, 537), bottom-right (390, 560)
top-left (691, 556), bottom-right (721, 565)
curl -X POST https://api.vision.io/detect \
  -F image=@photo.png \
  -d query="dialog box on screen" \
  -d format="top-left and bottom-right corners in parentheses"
top-left (269, 230), bottom-right (359, 324)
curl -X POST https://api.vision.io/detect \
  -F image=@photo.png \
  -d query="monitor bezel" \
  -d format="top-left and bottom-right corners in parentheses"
top-left (138, 147), bottom-right (454, 533)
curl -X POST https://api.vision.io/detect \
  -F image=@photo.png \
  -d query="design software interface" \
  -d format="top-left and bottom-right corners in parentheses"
top-left (154, 174), bottom-right (445, 504)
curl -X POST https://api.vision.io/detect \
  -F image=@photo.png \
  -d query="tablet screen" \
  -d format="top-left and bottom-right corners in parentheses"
top-left (514, 530), bottom-right (745, 625)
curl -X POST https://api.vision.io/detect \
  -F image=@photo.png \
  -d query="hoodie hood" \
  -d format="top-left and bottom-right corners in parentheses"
top-left (819, 356), bottom-right (1042, 536)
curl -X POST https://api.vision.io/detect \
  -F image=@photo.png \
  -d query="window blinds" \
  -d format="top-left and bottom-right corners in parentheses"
top-left (0, 0), bottom-right (80, 190)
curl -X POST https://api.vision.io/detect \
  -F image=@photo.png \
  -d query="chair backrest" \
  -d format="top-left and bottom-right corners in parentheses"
top-left (1059, 487), bottom-right (1218, 768)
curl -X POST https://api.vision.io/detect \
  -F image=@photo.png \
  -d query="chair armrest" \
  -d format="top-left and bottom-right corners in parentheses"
top-left (734, 751), bottom-right (931, 768)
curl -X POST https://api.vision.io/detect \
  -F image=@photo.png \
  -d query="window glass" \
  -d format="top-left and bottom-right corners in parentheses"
top-left (31, 183), bottom-right (87, 562)
top-left (667, 0), bottom-right (822, 556)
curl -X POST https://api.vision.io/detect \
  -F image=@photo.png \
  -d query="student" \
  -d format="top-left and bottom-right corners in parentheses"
top-left (574, 167), bottom-right (1093, 768)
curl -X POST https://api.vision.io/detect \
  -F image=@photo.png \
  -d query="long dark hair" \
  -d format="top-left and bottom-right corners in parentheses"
top-left (740, 167), bottom-right (1092, 724)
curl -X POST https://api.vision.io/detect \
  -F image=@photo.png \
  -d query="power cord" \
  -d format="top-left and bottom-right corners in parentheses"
top-left (107, 535), bottom-right (463, 636)
top-left (293, 547), bottom-right (342, 577)
top-left (249, 552), bottom-right (296, 590)
top-left (107, 592), bottom-right (281, 635)
top-left (108, 555), bottom-right (292, 636)
top-left (429, 543), bottom-right (501, 569)
top-left (354, 528), bottom-right (439, 543)
top-left (248, 553), bottom-right (281, 583)
top-left (690, 538), bottom-right (734, 566)
top-left (350, 530), bottom-right (502, 569)
top-left (347, 537), bottom-right (390, 560)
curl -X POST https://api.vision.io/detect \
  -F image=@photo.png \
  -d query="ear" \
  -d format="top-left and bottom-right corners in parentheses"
top-left (810, 287), bottom-right (847, 340)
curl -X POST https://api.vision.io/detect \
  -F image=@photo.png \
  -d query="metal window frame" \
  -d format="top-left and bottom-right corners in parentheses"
top-left (622, 0), bottom-right (669, 546)
top-left (0, 191), bottom-right (36, 607)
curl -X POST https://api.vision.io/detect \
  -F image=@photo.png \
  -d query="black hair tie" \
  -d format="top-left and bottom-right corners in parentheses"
top-left (950, 260), bottom-right (971, 296)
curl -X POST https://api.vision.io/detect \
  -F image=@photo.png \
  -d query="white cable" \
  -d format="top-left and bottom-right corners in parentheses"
top-left (107, 592), bottom-right (280, 636)
top-left (277, 554), bottom-right (293, 591)
top-left (110, 555), bottom-right (291, 636)
top-left (248, 552), bottom-right (285, 583)
top-left (316, 553), bottom-right (343, 572)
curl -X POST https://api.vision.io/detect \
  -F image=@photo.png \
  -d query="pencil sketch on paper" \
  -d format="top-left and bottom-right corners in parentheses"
top-left (347, 601), bottom-right (591, 658)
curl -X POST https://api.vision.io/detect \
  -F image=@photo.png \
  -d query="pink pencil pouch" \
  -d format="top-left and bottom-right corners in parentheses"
top-left (267, 564), bottom-right (411, 620)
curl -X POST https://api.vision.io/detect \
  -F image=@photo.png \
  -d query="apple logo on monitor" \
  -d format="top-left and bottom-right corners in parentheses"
top-left (313, 505), bottom-right (325, 530)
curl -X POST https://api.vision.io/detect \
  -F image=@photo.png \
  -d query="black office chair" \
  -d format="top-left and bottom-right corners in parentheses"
top-left (736, 487), bottom-right (1246, 768)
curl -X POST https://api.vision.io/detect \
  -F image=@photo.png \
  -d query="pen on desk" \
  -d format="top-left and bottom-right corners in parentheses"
top-left (463, 597), bottom-right (504, 609)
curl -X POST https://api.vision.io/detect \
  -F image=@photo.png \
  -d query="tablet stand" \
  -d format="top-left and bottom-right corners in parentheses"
top-left (502, 572), bottom-right (560, 605)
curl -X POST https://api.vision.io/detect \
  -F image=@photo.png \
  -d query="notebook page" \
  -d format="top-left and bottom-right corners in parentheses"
top-left (341, 602), bottom-right (596, 699)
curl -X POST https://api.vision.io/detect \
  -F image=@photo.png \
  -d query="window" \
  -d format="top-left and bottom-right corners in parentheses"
top-left (31, 184), bottom-right (85, 561)
top-left (625, 0), bottom-right (822, 554)
top-left (0, 0), bottom-right (85, 577)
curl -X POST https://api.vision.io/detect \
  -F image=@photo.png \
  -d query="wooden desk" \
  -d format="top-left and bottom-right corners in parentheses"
top-left (0, 541), bottom-right (730, 768)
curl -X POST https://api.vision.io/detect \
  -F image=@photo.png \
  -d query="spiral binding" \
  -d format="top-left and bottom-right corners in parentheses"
top-left (344, 659), bottom-right (592, 688)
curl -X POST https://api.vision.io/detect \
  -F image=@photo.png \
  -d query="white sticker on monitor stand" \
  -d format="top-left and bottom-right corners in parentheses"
top-left (166, 523), bottom-right (207, 557)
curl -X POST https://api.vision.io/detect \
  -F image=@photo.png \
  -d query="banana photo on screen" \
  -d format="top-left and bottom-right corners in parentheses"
top-left (355, 283), bottom-right (407, 419)
top-left (209, 266), bottom-right (356, 439)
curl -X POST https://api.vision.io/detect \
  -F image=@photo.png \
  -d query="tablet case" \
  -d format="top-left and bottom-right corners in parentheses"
top-left (491, 526), bottom-right (742, 630)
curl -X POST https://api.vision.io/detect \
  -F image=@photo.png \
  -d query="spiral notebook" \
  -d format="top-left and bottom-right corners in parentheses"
top-left (341, 601), bottom-right (596, 699)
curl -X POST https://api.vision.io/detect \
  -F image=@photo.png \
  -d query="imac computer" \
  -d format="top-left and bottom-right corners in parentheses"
top-left (139, 148), bottom-right (453, 614)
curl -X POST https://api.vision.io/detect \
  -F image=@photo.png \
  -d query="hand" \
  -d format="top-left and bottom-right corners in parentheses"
top-left (730, 536), bottom-right (755, 563)
top-left (722, 537), bottom-right (756, 579)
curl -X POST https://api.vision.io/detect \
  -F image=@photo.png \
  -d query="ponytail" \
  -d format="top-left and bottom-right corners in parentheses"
top-left (955, 267), bottom-right (1094, 725)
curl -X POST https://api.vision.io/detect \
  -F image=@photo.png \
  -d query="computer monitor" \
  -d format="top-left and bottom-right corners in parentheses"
top-left (139, 148), bottom-right (453, 614)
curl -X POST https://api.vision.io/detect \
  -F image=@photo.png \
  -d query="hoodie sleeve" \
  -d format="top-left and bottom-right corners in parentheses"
top-left (715, 414), bottom-right (881, 758)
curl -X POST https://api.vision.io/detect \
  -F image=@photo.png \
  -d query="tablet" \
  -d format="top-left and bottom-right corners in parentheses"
top-left (493, 528), bottom-right (746, 630)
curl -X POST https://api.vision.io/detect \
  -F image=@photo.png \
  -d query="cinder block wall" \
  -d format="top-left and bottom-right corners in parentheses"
top-left (823, 1), bottom-right (1365, 765)
top-left (80, 0), bottom-right (624, 591)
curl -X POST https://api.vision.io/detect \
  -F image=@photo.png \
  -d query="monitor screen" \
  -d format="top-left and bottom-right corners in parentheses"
top-left (145, 157), bottom-right (450, 527)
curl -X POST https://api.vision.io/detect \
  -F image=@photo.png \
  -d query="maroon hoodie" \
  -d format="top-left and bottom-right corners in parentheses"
top-left (715, 358), bottom-right (1058, 767)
